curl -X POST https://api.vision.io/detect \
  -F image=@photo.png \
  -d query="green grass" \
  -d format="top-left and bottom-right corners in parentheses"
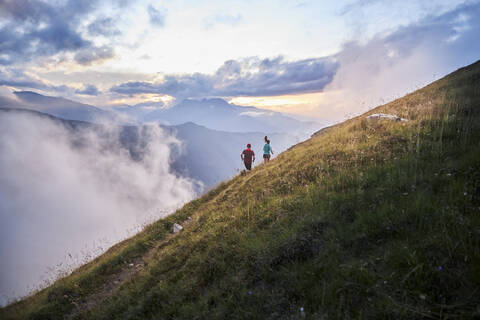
top-left (2, 60), bottom-right (480, 319)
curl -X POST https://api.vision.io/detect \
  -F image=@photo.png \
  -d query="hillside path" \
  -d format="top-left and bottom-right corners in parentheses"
top-left (66, 218), bottom-right (192, 320)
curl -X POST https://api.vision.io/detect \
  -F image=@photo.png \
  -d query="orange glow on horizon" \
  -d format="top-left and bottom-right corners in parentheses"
top-left (229, 92), bottom-right (326, 115)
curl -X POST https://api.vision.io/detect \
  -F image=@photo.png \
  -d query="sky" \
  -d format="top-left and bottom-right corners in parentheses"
top-left (0, 0), bottom-right (479, 121)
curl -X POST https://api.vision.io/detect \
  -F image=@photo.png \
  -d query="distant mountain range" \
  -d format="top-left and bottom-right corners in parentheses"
top-left (0, 91), bottom-right (325, 135)
top-left (0, 91), bottom-right (325, 188)
top-left (134, 98), bottom-right (322, 134)
top-left (3, 91), bottom-right (114, 123)
top-left (0, 107), bottom-right (302, 189)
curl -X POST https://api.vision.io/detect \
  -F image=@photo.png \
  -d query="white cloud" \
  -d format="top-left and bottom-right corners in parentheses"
top-left (0, 111), bottom-right (198, 306)
top-left (309, 1), bottom-right (480, 121)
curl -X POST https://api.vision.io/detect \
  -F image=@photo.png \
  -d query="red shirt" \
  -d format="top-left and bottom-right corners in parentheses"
top-left (242, 148), bottom-right (255, 163)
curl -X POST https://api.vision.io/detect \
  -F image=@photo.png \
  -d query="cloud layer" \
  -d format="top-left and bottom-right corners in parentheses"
top-left (0, 0), bottom-right (118, 66)
top-left (75, 84), bottom-right (100, 95)
top-left (316, 1), bottom-right (480, 120)
top-left (0, 111), bottom-right (197, 306)
top-left (111, 56), bottom-right (339, 99)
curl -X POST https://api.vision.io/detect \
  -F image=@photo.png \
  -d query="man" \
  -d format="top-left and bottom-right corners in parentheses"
top-left (241, 143), bottom-right (255, 171)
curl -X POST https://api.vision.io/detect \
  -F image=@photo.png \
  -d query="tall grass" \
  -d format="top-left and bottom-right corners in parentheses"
top-left (2, 61), bottom-right (480, 320)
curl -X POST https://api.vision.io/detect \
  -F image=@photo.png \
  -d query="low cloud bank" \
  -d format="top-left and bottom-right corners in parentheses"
top-left (315, 1), bottom-right (480, 121)
top-left (0, 111), bottom-right (198, 306)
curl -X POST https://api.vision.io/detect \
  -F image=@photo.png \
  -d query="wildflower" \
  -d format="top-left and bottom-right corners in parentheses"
top-left (248, 291), bottom-right (252, 295)
top-left (386, 226), bottom-right (391, 230)
top-left (438, 266), bottom-right (443, 271)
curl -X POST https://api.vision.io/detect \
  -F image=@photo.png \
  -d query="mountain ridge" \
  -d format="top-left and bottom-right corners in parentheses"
top-left (1, 91), bottom-right (323, 135)
top-left (0, 107), bottom-right (302, 189)
top-left (141, 97), bottom-right (322, 134)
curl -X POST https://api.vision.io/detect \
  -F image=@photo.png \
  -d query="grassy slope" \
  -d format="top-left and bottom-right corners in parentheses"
top-left (2, 61), bottom-right (480, 320)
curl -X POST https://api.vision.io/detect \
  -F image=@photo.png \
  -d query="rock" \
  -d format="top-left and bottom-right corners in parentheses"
top-left (173, 223), bottom-right (183, 233)
top-left (367, 113), bottom-right (408, 121)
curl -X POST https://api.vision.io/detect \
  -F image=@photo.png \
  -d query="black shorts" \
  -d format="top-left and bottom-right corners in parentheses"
top-left (244, 162), bottom-right (252, 170)
top-left (263, 154), bottom-right (270, 159)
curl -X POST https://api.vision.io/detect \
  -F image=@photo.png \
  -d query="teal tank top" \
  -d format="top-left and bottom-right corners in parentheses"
top-left (263, 143), bottom-right (272, 154)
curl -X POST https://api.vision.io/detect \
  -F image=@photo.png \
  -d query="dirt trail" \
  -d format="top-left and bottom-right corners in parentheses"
top-left (66, 218), bottom-right (192, 320)
top-left (66, 170), bottom-right (260, 319)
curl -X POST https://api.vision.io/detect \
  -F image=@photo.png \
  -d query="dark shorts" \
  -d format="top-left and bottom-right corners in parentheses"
top-left (244, 162), bottom-right (252, 170)
top-left (263, 154), bottom-right (271, 159)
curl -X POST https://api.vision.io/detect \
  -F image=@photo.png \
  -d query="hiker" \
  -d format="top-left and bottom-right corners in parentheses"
top-left (263, 136), bottom-right (274, 164)
top-left (241, 143), bottom-right (255, 171)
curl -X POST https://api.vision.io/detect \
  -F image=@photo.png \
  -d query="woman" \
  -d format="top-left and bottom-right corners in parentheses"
top-left (263, 136), bottom-right (274, 164)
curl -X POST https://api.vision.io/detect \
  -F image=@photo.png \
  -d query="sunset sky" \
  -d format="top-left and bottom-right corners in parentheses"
top-left (1, 0), bottom-right (479, 121)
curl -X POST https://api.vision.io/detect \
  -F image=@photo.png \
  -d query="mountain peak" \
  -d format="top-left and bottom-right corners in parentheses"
top-left (179, 97), bottom-right (231, 107)
top-left (13, 90), bottom-right (45, 101)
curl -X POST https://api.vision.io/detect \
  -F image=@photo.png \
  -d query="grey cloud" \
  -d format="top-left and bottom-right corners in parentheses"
top-left (215, 57), bottom-right (339, 96)
top-left (75, 84), bottom-right (100, 96)
top-left (87, 17), bottom-right (121, 36)
top-left (0, 68), bottom-right (72, 93)
top-left (0, 0), bottom-right (116, 65)
top-left (74, 46), bottom-right (115, 66)
top-left (148, 5), bottom-right (166, 27)
top-left (111, 56), bottom-right (339, 98)
top-left (110, 73), bottom-right (212, 98)
top-left (0, 70), bottom-right (45, 89)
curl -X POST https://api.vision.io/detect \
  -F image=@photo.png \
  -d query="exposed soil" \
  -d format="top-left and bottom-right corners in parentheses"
top-left (66, 217), bottom-right (192, 320)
